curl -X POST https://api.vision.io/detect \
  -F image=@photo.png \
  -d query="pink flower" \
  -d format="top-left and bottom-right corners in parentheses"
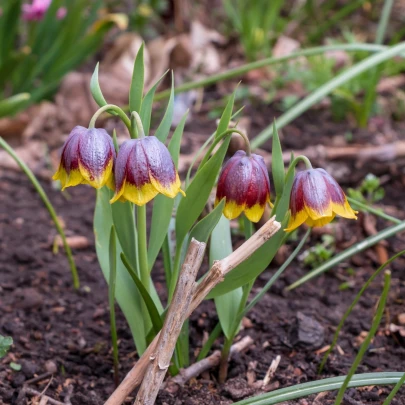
top-left (22, 0), bottom-right (66, 21)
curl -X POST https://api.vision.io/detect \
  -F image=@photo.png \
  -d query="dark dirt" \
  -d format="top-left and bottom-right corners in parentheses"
top-left (1, 110), bottom-right (405, 405)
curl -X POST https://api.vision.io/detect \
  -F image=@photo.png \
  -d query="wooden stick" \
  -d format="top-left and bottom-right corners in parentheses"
top-left (134, 239), bottom-right (206, 405)
top-left (104, 216), bottom-right (281, 405)
top-left (171, 335), bottom-right (254, 386)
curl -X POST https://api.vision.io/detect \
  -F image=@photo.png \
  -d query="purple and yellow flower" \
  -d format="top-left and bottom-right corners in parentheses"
top-left (110, 136), bottom-right (185, 206)
top-left (53, 126), bottom-right (115, 190)
top-left (285, 168), bottom-right (357, 232)
top-left (215, 150), bottom-right (271, 223)
top-left (22, 0), bottom-right (66, 21)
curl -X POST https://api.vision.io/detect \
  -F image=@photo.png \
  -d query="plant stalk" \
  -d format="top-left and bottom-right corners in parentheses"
top-left (0, 137), bottom-right (79, 289)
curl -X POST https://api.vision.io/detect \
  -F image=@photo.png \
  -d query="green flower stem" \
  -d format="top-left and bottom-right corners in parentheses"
top-left (347, 197), bottom-right (401, 225)
top-left (287, 220), bottom-right (405, 290)
top-left (153, 44), bottom-right (401, 102)
top-left (131, 111), bottom-right (145, 139)
top-left (251, 42), bottom-right (405, 149)
top-left (0, 137), bottom-right (79, 289)
top-left (333, 270), bottom-right (391, 405)
top-left (198, 128), bottom-right (251, 170)
top-left (137, 205), bottom-right (149, 293)
top-left (218, 336), bottom-right (233, 383)
top-left (88, 104), bottom-right (131, 133)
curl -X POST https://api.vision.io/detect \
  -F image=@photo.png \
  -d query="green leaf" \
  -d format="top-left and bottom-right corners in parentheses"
top-left (111, 200), bottom-right (138, 277)
top-left (175, 138), bottom-right (231, 248)
top-left (0, 94), bottom-right (30, 118)
top-left (215, 90), bottom-right (236, 140)
top-left (0, 335), bottom-right (13, 359)
top-left (148, 112), bottom-right (188, 271)
top-left (129, 43), bottom-right (144, 113)
top-left (189, 199), bottom-right (226, 244)
top-left (207, 163), bottom-right (294, 298)
top-left (232, 373), bottom-right (404, 405)
top-left (0, 0), bottom-right (21, 65)
top-left (95, 187), bottom-right (146, 353)
top-left (288, 220), bottom-right (405, 290)
top-left (211, 216), bottom-right (243, 339)
top-left (271, 122), bottom-right (284, 197)
top-left (90, 63), bottom-right (108, 108)
top-left (154, 72), bottom-right (174, 142)
top-left (121, 253), bottom-right (163, 336)
top-left (140, 71), bottom-right (168, 136)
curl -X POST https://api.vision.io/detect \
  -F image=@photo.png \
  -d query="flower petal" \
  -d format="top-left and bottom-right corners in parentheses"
top-left (305, 213), bottom-right (336, 228)
top-left (302, 169), bottom-right (333, 219)
top-left (77, 128), bottom-right (115, 189)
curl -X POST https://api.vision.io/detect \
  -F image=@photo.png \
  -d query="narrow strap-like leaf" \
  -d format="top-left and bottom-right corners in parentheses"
top-left (140, 70), bottom-right (168, 136)
top-left (129, 43), bottom-right (144, 113)
top-left (121, 253), bottom-right (163, 336)
top-left (154, 72), bottom-right (175, 142)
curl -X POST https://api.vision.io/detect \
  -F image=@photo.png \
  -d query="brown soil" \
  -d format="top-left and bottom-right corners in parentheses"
top-left (1, 110), bottom-right (405, 405)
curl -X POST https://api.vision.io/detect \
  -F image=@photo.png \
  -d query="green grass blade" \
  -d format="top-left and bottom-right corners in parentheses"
top-left (232, 373), bottom-right (404, 405)
top-left (347, 197), bottom-right (401, 224)
top-left (196, 322), bottom-right (222, 362)
top-left (383, 373), bottom-right (405, 405)
top-left (334, 271), bottom-right (391, 404)
top-left (319, 249), bottom-right (405, 373)
top-left (288, 221), bottom-right (405, 290)
top-left (251, 42), bottom-right (405, 149)
top-left (0, 137), bottom-right (79, 288)
top-left (153, 44), bottom-right (401, 102)
top-left (271, 122), bottom-right (284, 197)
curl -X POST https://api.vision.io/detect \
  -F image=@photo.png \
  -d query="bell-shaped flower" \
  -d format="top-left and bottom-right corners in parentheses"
top-left (110, 136), bottom-right (185, 205)
top-left (215, 150), bottom-right (271, 223)
top-left (53, 126), bottom-right (115, 190)
top-left (285, 168), bottom-right (357, 232)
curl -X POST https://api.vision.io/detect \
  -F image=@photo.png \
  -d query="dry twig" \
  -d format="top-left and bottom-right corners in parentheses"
top-left (171, 335), bottom-right (254, 386)
top-left (105, 216), bottom-right (281, 405)
top-left (134, 239), bottom-right (206, 405)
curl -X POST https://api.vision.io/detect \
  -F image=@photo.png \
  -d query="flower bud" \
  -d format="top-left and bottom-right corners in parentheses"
top-left (215, 150), bottom-right (271, 223)
top-left (53, 126), bottom-right (115, 190)
top-left (285, 168), bottom-right (357, 232)
top-left (110, 136), bottom-right (185, 205)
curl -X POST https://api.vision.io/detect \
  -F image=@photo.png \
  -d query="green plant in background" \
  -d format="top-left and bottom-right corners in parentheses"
top-left (0, 0), bottom-right (125, 118)
top-left (348, 173), bottom-right (385, 204)
top-left (0, 335), bottom-right (13, 359)
top-left (301, 234), bottom-right (335, 269)
top-left (222, 0), bottom-right (285, 61)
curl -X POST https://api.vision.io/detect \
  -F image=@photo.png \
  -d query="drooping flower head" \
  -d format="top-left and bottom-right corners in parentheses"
top-left (110, 136), bottom-right (185, 206)
top-left (215, 150), bottom-right (271, 223)
top-left (22, 0), bottom-right (66, 21)
top-left (53, 126), bottom-right (115, 190)
top-left (285, 168), bottom-right (357, 232)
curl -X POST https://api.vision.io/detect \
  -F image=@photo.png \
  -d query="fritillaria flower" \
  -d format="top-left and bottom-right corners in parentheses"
top-left (110, 136), bottom-right (185, 206)
top-left (215, 150), bottom-right (271, 223)
top-left (285, 168), bottom-right (357, 232)
top-left (53, 126), bottom-right (115, 190)
top-left (22, 0), bottom-right (66, 21)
